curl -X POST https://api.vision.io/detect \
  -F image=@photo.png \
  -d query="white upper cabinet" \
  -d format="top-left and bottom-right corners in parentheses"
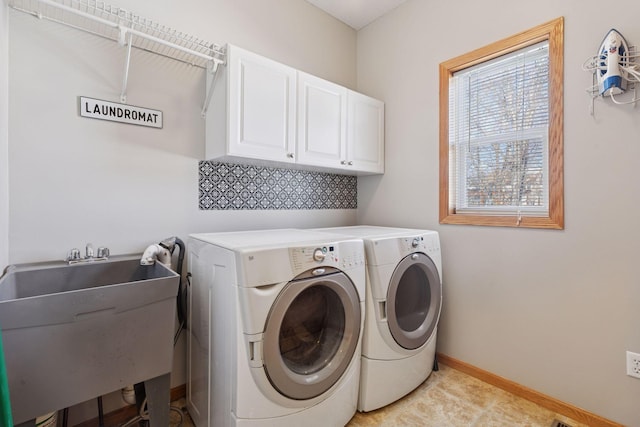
top-left (347, 91), bottom-right (385, 174)
top-left (206, 45), bottom-right (296, 164)
top-left (297, 71), bottom-right (348, 169)
top-left (206, 44), bottom-right (384, 175)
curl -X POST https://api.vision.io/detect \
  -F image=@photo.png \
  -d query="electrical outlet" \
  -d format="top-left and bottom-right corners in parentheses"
top-left (626, 351), bottom-right (640, 379)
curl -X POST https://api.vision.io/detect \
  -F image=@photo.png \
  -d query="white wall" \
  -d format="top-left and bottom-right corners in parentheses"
top-left (7, 0), bottom-right (356, 422)
top-left (8, 0), bottom-right (357, 266)
top-left (1, 1), bottom-right (8, 271)
top-left (357, 0), bottom-right (640, 425)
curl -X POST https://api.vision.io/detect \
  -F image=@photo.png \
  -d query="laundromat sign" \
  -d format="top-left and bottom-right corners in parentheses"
top-left (79, 97), bottom-right (163, 129)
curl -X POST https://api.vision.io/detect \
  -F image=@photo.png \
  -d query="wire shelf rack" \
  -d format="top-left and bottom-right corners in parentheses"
top-left (9, 0), bottom-right (226, 105)
top-left (8, 0), bottom-right (224, 69)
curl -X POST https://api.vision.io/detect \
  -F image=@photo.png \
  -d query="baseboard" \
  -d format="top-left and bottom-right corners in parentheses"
top-left (74, 384), bottom-right (187, 427)
top-left (437, 353), bottom-right (622, 427)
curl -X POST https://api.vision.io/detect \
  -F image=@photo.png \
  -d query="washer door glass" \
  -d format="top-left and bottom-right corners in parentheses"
top-left (386, 253), bottom-right (441, 350)
top-left (263, 271), bottom-right (361, 400)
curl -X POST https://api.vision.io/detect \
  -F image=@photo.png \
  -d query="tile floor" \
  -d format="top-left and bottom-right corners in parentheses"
top-left (169, 364), bottom-right (586, 427)
top-left (346, 364), bottom-right (586, 427)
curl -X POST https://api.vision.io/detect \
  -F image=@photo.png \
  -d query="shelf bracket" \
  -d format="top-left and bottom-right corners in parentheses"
top-left (120, 28), bottom-right (133, 103)
top-left (201, 50), bottom-right (226, 118)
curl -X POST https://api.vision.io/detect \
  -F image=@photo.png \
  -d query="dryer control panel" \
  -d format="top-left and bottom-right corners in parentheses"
top-left (399, 234), bottom-right (440, 257)
top-left (368, 231), bottom-right (441, 267)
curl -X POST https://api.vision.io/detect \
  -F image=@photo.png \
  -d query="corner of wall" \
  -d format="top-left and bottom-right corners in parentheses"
top-left (1, 0), bottom-right (9, 269)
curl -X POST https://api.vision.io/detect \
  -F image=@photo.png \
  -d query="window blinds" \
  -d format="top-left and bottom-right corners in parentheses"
top-left (449, 41), bottom-right (549, 216)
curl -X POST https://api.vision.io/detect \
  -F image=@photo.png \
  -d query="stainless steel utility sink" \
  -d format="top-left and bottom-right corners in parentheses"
top-left (0, 255), bottom-right (179, 425)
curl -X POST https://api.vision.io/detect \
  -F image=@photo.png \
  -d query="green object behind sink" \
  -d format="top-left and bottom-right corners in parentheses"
top-left (0, 328), bottom-right (13, 427)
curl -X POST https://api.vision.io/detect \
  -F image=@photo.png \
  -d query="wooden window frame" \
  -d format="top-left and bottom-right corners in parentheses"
top-left (439, 17), bottom-right (564, 229)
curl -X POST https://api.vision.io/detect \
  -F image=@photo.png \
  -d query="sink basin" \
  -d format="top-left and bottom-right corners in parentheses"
top-left (0, 255), bottom-right (179, 424)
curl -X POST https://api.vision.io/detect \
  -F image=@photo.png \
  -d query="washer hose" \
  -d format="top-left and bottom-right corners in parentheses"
top-left (173, 237), bottom-right (187, 332)
top-left (159, 237), bottom-right (187, 341)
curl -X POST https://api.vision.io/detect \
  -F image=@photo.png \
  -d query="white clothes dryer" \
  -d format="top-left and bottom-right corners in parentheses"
top-left (186, 229), bottom-right (366, 427)
top-left (314, 226), bottom-right (442, 412)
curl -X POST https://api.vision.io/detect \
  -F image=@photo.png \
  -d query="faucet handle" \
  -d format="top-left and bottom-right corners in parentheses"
top-left (97, 247), bottom-right (110, 258)
top-left (66, 248), bottom-right (81, 262)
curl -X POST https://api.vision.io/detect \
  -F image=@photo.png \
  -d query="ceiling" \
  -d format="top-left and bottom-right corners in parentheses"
top-left (305, 0), bottom-right (408, 30)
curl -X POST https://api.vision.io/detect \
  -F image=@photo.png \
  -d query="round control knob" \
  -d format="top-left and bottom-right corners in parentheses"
top-left (411, 238), bottom-right (420, 248)
top-left (313, 248), bottom-right (326, 262)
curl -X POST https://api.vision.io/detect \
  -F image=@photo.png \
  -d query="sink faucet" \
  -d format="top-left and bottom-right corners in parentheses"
top-left (86, 243), bottom-right (94, 259)
top-left (66, 243), bottom-right (110, 264)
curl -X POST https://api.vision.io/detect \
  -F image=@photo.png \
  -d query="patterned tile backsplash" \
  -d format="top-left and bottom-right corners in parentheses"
top-left (199, 161), bottom-right (358, 210)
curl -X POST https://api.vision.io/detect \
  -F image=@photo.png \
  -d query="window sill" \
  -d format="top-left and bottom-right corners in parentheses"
top-left (439, 212), bottom-right (564, 229)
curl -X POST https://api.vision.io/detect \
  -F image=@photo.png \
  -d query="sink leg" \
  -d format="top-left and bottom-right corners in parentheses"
top-left (144, 373), bottom-right (171, 427)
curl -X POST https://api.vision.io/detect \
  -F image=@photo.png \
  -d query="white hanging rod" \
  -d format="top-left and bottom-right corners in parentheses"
top-left (9, 0), bottom-right (225, 68)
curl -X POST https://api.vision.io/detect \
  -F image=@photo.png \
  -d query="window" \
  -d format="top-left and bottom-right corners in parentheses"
top-left (439, 18), bottom-right (564, 229)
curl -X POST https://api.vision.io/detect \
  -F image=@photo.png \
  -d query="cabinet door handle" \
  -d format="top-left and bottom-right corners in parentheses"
top-left (286, 153), bottom-right (294, 158)
top-left (348, 161), bottom-right (353, 166)
top-left (340, 160), bottom-right (347, 165)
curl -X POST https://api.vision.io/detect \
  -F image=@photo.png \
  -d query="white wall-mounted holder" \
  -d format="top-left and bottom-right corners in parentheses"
top-left (8, 0), bottom-right (225, 109)
top-left (583, 28), bottom-right (640, 115)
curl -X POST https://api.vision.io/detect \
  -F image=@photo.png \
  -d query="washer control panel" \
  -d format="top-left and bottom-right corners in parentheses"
top-left (313, 247), bottom-right (327, 262)
top-left (290, 242), bottom-right (364, 272)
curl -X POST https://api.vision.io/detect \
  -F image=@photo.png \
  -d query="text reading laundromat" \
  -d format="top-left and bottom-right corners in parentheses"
top-left (79, 96), bottom-right (163, 129)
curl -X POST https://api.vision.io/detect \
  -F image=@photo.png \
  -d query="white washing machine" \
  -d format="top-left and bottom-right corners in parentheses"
top-left (314, 226), bottom-right (442, 412)
top-left (186, 229), bottom-right (366, 426)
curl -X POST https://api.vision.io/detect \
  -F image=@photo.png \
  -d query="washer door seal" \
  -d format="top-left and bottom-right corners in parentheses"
top-left (386, 253), bottom-right (441, 350)
top-left (262, 271), bottom-right (361, 400)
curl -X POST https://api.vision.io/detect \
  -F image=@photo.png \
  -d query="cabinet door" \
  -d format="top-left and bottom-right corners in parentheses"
top-left (228, 46), bottom-right (296, 163)
top-left (347, 91), bottom-right (385, 174)
top-left (297, 72), bottom-right (348, 169)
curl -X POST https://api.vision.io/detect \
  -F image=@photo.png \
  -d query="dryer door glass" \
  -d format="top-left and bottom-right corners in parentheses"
top-left (386, 253), bottom-right (441, 350)
top-left (263, 271), bottom-right (361, 400)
